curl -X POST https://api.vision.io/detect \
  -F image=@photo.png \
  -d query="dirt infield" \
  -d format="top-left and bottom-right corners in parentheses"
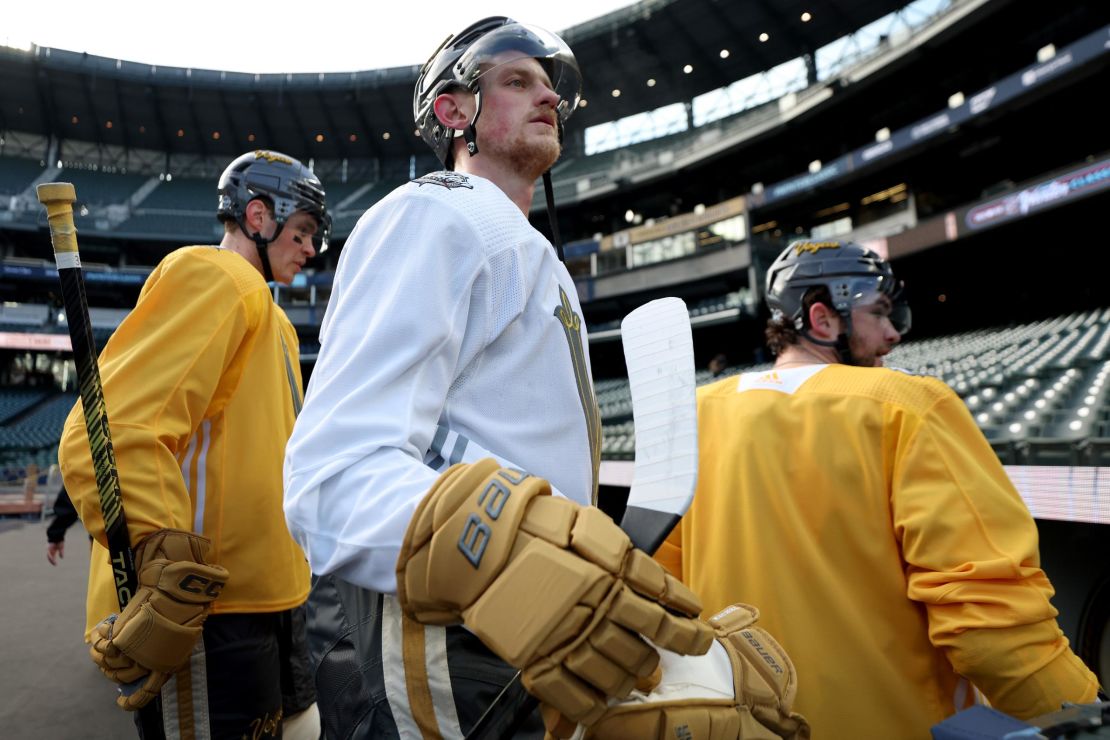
top-left (0, 517), bottom-right (134, 739)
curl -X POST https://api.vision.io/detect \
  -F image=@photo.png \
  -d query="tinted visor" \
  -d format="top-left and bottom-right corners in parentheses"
top-left (459, 23), bottom-right (581, 121)
top-left (851, 276), bottom-right (911, 335)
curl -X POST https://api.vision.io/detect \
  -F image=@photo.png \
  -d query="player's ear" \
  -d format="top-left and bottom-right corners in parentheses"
top-left (243, 198), bottom-right (270, 232)
top-left (808, 302), bottom-right (839, 340)
top-left (434, 91), bottom-right (473, 131)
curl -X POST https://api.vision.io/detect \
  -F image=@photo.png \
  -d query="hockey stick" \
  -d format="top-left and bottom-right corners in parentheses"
top-left (37, 184), bottom-right (161, 729)
top-left (37, 182), bottom-right (139, 606)
top-left (464, 297), bottom-right (699, 740)
top-left (38, 181), bottom-right (146, 700)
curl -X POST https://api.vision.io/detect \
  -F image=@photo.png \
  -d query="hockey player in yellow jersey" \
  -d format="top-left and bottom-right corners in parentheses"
top-left (59, 150), bottom-right (330, 739)
top-left (657, 240), bottom-right (1100, 738)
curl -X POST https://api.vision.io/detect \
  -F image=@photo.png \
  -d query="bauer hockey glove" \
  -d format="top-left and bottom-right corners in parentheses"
top-left (90, 528), bottom-right (229, 710)
top-left (396, 459), bottom-right (715, 728)
top-left (543, 603), bottom-right (811, 740)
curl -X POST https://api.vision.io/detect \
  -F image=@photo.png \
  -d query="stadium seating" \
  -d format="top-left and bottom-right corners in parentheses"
top-left (0, 389), bottom-right (49, 425)
top-left (0, 156), bottom-right (45, 197)
top-left (60, 169), bottom-right (148, 206)
top-left (0, 392), bottom-right (76, 450)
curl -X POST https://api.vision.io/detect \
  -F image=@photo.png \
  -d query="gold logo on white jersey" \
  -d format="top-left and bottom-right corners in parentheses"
top-left (554, 286), bottom-right (600, 504)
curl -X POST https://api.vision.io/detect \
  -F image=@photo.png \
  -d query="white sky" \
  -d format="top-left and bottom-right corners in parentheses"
top-left (1, 0), bottom-right (637, 74)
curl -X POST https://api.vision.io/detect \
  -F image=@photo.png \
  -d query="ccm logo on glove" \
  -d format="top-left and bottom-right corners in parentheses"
top-left (458, 468), bottom-right (528, 567)
top-left (178, 573), bottom-right (225, 598)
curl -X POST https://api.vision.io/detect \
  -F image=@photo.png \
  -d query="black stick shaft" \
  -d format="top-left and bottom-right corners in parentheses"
top-left (38, 182), bottom-right (138, 607)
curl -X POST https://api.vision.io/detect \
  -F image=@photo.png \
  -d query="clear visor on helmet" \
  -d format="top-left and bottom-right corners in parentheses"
top-left (313, 213), bottom-right (331, 254)
top-left (847, 275), bottom-right (911, 335)
top-left (457, 23), bottom-right (582, 121)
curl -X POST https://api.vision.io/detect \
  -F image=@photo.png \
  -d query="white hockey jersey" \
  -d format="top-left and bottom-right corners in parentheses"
top-left (284, 171), bottom-right (601, 595)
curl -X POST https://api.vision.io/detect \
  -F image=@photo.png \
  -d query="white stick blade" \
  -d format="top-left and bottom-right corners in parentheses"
top-left (620, 297), bottom-right (698, 518)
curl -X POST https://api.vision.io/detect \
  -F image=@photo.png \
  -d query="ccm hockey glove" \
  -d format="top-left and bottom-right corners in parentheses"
top-left (396, 459), bottom-right (715, 727)
top-left (90, 529), bottom-right (229, 710)
top-left (545, 603), bottom-right (810, 740)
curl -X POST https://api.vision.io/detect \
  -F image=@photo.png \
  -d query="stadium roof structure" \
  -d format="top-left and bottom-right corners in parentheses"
top-left (0, 0), bottom-right (910, 164)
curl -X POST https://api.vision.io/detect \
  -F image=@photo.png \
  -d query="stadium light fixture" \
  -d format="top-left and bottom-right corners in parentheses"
top-left (875, 127), bottom-right (890, 142)
top-left (646, 79), bottom-right (656, 87)
top-left (719, 49), bottom-right (729, 59)
top-left (759, 32), bottom-right (770, 42)
top-left (611, 89), bottom-right (621, 97)
top-left (349, 134), bottom-right (358, 142)
top-left (751, 182), bottom-right (764, 195)
top-left (71, 116), bottom-right (79, 124)
top-left (948, 92), bottom-right (965, 109)
top-left (247, 133), bottom-right (256, 142)
top-left (683, 64), bottom-right (693, 74)
top-left (801, 11), bottom-right (812, 22)
top-left (382, 132), bottom-right (391, 140)
top-left (212, 132), bottom-right (220, 140)
top-left (580, 99), bottom-right (588, 108)
top-left (315, 134), bottom-right (325, 143)
top-left (1037, 44), bottom-right (1056, 63)
top-left (808, 159), bottom-right (822, 173)
top-left (105, 121), bottom-right (113, 129)
top-left (625, 209), bottom-right (635, 223)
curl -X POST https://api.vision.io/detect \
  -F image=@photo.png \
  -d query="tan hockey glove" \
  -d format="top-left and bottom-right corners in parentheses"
top-left (90, 529), bottom-right (229, 711)
top-left (544, 603), bottom-right (810, 740)
top-left (397, 459), bottom-right (715, 727)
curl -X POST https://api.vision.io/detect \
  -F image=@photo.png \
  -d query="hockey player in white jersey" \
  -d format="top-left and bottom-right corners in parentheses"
top-left (284, 16), bottom-right (807, 740)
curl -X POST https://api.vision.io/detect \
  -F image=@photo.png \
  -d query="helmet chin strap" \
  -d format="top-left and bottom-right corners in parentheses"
top-left (800, 311), bottom-right (864, 366)
top-left (237, 215), bottom-right (280, 283)
top-left (463, 90), bottom-right (483, 159)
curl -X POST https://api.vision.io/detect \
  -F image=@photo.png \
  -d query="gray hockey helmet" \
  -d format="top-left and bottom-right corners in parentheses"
top-left (413, 16), bottom-right (582, 168)
top-left (217, 150), bottom-right (331, 255)
top-left (765, 240), bottom-right (910, 334)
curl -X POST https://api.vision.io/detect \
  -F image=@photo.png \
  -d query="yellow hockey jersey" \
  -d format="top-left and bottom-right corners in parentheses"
top-left (59, 246), bottom-right (310, 637)
top-left (657, 364), bottom-right (1097, 738)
